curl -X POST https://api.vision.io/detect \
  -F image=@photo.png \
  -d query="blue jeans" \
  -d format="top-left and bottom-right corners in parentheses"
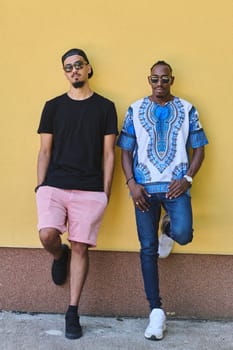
top-left (135, 192), bottom-right (193, 310)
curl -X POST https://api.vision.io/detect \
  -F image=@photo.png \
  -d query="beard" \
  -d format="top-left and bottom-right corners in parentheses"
top-left (72, 81), bottom-right (85, 89)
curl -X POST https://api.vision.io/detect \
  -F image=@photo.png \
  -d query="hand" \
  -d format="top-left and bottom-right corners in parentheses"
top-left (166, 178), bottom-right (190, 199)
top-left (105, 191), bottom-right (110, 203)
top-left (128, 182), bottom-right (151, 211)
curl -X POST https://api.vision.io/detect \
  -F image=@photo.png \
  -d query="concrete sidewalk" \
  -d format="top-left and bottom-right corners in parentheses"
top-left (0, 311), bottom-right (232, 350)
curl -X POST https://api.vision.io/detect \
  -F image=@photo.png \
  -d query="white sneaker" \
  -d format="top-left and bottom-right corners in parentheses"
top-left (144, 308), bottom-right (166, 340)
top-left (158, 215), bottom-right (174, 258)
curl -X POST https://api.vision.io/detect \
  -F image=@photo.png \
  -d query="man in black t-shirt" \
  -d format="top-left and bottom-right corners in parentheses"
top-left (35, 48), bottom-right (118, 339)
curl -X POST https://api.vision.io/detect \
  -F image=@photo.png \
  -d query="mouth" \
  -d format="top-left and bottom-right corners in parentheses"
top-left (72, 73), bottom-right (80, 78)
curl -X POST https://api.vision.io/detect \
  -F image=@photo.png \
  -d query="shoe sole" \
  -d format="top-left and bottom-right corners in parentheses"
top-left (144, 325), bottom-right (166, 341)
top-left (145, 335), bottom-right (163, 341)
top-left (65, 331), bottom-right (82, 339)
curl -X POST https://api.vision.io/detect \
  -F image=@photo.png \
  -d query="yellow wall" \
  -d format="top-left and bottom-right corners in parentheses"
top-left (1, 0), bottom-right (232, 254)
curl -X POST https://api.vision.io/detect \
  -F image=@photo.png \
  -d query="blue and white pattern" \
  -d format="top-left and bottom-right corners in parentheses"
top-left (134, 162), bottom-right (151, 183)
top-left (138, 97), bottom-right (185, 173)
top-left (117, 96), bottom-right (208, 193)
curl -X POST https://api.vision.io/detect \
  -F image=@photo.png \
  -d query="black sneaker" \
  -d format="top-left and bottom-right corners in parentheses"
top-left (65, 312), bottom-right (82, 339)
top-left (51, 244), bottom-right (70, 285)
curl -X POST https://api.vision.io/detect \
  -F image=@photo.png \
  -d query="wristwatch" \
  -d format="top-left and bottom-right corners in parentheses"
top-left (183, 175), bottom-right (193, 184)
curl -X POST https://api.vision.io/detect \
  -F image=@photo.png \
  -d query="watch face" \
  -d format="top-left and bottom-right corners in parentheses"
top-left (184, 175), bottom-right (192, 183)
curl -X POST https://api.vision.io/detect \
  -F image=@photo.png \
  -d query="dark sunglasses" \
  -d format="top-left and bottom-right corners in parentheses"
top-left (63, 60), bottom-right (88, 73)
top-left (150, 76), bottom-right (171, 84)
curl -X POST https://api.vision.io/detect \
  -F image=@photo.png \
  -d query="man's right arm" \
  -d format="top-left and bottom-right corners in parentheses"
top-left (121, 149), bottom-right (150, 211)
top-left (36, 133), bottom-right (53, 189)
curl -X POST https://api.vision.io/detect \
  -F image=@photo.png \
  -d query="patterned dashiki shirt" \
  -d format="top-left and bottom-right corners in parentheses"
top-left (117, 96), bottom-right (208, 193)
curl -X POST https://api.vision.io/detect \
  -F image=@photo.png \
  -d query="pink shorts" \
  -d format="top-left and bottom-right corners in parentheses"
top-left (36, 186), bottom-right (108, 247)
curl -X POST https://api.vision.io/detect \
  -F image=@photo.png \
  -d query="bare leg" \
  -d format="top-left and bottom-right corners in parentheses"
top-left (40, 227), bottom-right (70, 286)
top-left (69, 241), bottom-right (89, 306)
top-left (65, 241), bottom-right (89, 339)
top-left (39, 227), bottom-right (63, 259)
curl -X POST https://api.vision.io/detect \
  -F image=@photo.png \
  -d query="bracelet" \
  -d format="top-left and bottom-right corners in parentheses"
top-left (126, 176), bottom-right (134, 185)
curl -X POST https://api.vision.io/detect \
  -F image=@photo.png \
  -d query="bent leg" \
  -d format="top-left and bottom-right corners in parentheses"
top-left (163, 193), bottom-right (193, 245)
top-left (40, 228), bottom-right (70, 285)
top-left (39, 228), bottom-right (64, 259)
top-left (36, 186), bottom-right (68, 259)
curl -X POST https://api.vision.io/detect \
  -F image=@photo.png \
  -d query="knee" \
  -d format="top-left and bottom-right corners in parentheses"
top-left (71, 241), bottom-right (88, 257)
top-left (39, 228), bottom-right (60, 247)
top-left (172, 229), bottom-right (193, 245)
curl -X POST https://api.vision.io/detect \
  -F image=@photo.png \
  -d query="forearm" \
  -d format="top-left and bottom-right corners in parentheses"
top-left (103, 151), bottom-right (115, 198)
top-left (121, 149), bottom-right (150, 210)
top-left (103, 134), bottom-right (117, 198)
top-left (187, 146), bottom-right (205, 178)
top-left (121, 150), bottom-right (134, 183)
top-left (37, 150), bottom-right (51, 186)
top-left (167, 146), bottom-right (206, 199)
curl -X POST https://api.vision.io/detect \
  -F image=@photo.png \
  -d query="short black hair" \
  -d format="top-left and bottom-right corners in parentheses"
top-left (61, 48), bottom-right (93, 78)
top-left (150, 60), bottom-right (173, 74)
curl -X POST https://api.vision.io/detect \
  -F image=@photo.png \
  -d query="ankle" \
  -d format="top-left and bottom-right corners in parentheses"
top-left (66, 305), bottom-right (78, 314)
top-left (54, 244), bottom-right (68, 260)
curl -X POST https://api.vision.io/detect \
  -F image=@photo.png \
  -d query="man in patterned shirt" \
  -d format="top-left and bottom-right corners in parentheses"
top-left (117, 60), bottom-right (208, 340)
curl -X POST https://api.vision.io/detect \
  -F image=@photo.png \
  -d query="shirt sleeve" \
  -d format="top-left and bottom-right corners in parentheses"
top-left (104, 102), bottom-right (119, 135)
top-left (188, 106), bottom-right (208, 148)
top-left (117, 106), bottom-right (136, 151)
top-left (37, 101), bottom-right (54, 134)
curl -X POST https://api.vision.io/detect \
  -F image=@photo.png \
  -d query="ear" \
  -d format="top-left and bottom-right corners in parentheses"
top-left (88, 64), bottom-right (92, 74)
top-left (170, 76), bottom-right (175, 85)
top-left (148, 76), bottom-right (152, 85)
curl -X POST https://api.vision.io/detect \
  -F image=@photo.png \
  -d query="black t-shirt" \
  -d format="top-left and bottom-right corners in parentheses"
top-left (37, 93), bottom-right (118, 191)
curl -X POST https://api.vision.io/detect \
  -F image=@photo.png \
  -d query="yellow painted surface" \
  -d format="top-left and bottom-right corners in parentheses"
top-left (0, 0), bottom-right (232, 254)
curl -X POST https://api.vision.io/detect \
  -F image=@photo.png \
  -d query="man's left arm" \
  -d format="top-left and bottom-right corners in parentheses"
top-left (167, 146), bottom-right (205, 199)
top-left (103, 134), bottom-right (117, 200)
top-left (186, 146), bottom-right (205, 178)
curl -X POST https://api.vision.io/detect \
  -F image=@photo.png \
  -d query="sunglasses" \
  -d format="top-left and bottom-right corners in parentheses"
top-left (150, 76), bottom-right (171, 84)
top-left (63, 60), bottom-right (88, 73)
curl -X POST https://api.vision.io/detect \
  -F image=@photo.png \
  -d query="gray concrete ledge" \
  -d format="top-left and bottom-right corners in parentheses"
top-left (0, 312), bottom-right (233, 350)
